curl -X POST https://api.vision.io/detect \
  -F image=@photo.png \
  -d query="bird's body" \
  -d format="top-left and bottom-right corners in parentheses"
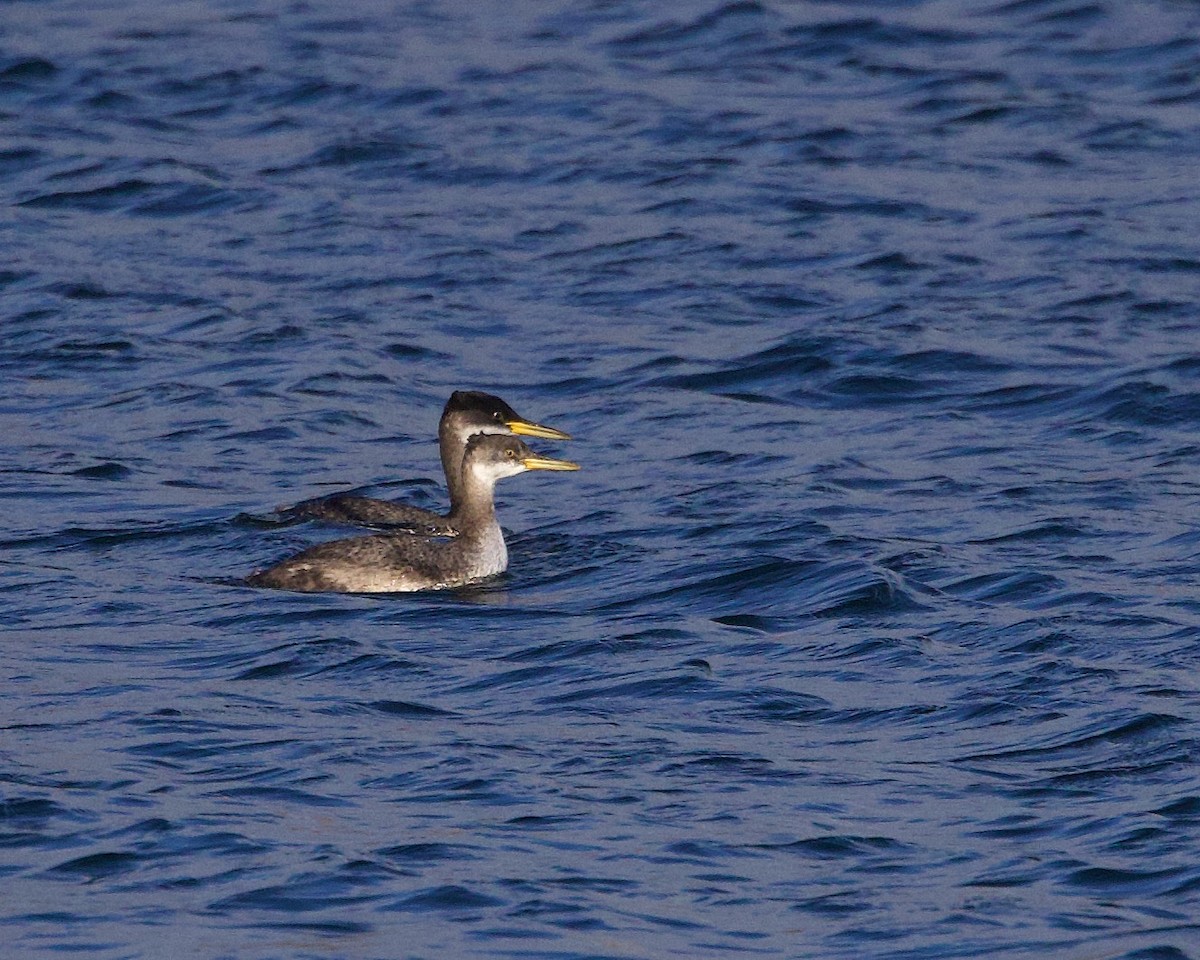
top-left (277, 391), bottom-right (570, 534)
top-left (280, 495), bottom-right (457, 536)
top-left (249, 435), bottom-right (579, 593)
top-left (246, 526), bottom-right (507, 593)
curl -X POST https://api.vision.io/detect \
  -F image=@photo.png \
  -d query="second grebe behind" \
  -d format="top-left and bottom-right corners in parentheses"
top-left (278, 390), bottom-right (571, 534)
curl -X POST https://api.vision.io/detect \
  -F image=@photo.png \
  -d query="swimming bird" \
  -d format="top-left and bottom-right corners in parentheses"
top-left (249, 435), bottom-right (580, 593)
top-left (278, 390), bottom-right (571, 534)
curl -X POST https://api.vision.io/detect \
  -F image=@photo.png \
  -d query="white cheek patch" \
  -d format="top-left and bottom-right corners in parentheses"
top-left (475, 460), bottom-right (527, 484)
top-left (456, 423), bottom-right (508, 445)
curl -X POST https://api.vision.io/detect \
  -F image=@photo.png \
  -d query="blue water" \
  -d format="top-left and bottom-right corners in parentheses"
top-left (4, 0), bottom-right (1200, 957)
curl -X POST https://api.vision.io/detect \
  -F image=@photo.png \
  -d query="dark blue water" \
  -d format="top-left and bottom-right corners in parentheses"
top-left (4, 1), bottom-right (1200, 957)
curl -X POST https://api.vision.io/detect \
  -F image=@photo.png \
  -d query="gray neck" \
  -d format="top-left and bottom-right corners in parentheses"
top-left (449, 463), bottom-right (500, 532)
top-left (439, 420), bottom-right (468, 506)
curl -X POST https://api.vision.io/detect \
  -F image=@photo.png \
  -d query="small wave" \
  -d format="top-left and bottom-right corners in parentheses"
top-left (1065, 864), bottom-right (1200, 898)
top-left (959, 711), bottom-right (1186, 764)
top-left (18, 177), bottom-right (265, 216)
top-left (723, 689), bottom-right (830, 723)
top-left (16, 178), bottom-right (151, 210)
top-left (650, 336), bottom-right (834, 394)
top-left (1, 55), bottom-right (56, 79)
top-left (608, 2), bottom-right (773, 51)
top-left (211, 786), bottom-right (354, 808)
top-left (0, 797), bottom-right (63, 822)
top-left (46, 851), bottom-right (140, 880)
top-left (942, 570), bottom-right (1065, 602)
top-left (211, 876), bottom-right (384, 914)
top-left (357, 699), bottom-right (456, 718)
top-left (383, 884), bottom-right (503, 912)
top-left (376, 842), bottom-right (479, 864)
top-left (541, 671), bottom-right (710, 707)
top-left (591, 556), bottom-right (929, 624)
top-left (69, 461), bottom-right (133, 481)
top-left (758, 834), bottom-right (913, 860)
top-left (967, 521), bottom-right (1091, 545)
top-left (306, 138), bottom-right (427, 169)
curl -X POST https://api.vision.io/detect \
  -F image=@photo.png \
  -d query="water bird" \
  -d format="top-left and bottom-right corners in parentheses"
top-left (278, 390), bottom-right (571, 534)
top-left (249, 435), bottom-right (580, 593)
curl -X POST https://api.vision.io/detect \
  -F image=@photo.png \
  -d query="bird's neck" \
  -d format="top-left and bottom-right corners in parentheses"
top-left (439, 422), bottom-right (466, 505)
top-left (449, 468), bottom-right (500, 531)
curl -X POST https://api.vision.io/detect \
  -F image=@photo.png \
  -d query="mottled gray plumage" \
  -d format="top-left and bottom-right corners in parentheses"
top-left (277, 390), bottom-right (570, 533)
top-left (278, 496), bottom-right (458, 536)
top-left (249, 435), bottom-right (579, 593)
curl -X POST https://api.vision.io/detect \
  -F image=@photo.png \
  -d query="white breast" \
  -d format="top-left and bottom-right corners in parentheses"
top-left (468, 521), bottom-right (508, 579)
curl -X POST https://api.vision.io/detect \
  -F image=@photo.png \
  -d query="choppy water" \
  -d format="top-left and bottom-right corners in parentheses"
top-left (4, 1), bottom-right (1200, 957)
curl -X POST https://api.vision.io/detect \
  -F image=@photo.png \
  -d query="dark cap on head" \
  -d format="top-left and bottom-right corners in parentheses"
top-left (443, 390), bottom-right (521, 426)
top-left (442, 390), bottom-right (572, 441)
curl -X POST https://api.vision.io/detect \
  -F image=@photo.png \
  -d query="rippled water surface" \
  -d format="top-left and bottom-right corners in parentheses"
top-left (4, 1), bottom-right (1200, 957)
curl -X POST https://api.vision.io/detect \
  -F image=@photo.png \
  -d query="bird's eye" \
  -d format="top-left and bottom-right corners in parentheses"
top-left (493, 411), bottom-right (503, 421)
top-left (505, 449), bottom-right (516, 458)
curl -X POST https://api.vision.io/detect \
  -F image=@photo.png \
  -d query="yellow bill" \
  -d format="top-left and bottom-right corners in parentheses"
top-left (522, 454), bottom-right (581, 471)
top-left (508, 419), bottom-right (573, 441)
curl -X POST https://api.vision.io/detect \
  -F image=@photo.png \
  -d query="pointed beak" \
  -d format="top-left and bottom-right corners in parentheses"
top-left (521, 454), bottom-right (581, 472)
top-left (507, 419), bottom-right (572, 441)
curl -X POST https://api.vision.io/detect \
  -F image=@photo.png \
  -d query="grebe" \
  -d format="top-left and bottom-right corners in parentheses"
top-left (250, 435), bottom-right (579, 593)
top-left (278, 391), bottom-right (570, 535)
